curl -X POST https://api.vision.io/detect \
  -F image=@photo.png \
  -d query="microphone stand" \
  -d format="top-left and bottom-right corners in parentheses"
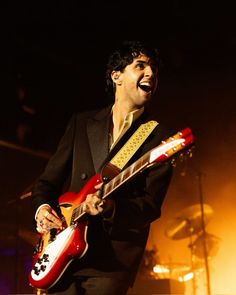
top-left (195, 171), bottom-right (211, 295)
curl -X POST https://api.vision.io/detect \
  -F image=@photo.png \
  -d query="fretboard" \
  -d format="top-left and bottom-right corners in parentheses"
top-left (103, 152), bottom-right (150, 199)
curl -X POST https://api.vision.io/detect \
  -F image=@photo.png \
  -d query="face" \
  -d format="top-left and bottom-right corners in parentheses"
top-left (113, 54), bottom-right (158, 108)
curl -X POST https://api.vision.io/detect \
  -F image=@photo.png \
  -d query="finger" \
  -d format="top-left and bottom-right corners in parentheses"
top-left (44, 211), bottom-right (50, 218)
top-left (94, 183), bottom-right (103, 190)
top-left (37, 223), bottom-right (51, 234)
top-left (95, 200), bottom-right (104, 207)
top-left (48, 215), bottom-right (63, 228)
top-left (43, 209), bottom-right (63, 227)
top-left (36, 226), bottom-right (42, 233)
top-left (37, 205), bottom-right (52, 217)
top-left (37, 220), bottom-right (47, 233)
top-left (51, 208), bottom-right (61, 219)
top-left (91, 200), bottom-right (105, 213)
top-left (36, 225), bottom-right (45, 234)
top-left (83, 202), bottom-right (101, 215)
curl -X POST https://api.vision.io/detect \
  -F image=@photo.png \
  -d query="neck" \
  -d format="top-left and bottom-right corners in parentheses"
top-left (110, 100), bottom-right (143, 145)
top-left (112, 99), bottom-right (141, 127)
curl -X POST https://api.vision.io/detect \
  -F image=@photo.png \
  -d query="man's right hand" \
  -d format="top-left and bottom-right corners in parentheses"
top-left (36, 205), bottom-right (63, 233)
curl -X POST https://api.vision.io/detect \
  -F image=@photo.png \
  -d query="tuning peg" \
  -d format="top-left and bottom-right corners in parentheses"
top-left (171, 158), bottom-right (177, 167)
top-left (178, 153), bottom-right (185, 162)
top-left (187, 147), bottom-right (195, 158)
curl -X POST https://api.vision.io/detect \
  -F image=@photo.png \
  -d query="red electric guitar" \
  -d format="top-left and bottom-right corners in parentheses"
top-left (29, 127), bottom-right (194, 290)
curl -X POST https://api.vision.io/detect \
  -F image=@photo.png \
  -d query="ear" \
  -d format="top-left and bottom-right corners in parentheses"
top-left (111, 71), bottom-right (121, 83)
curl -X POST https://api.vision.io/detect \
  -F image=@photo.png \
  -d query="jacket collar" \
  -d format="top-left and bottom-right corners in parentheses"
top-left (87, 105), bottom-right (112, 172)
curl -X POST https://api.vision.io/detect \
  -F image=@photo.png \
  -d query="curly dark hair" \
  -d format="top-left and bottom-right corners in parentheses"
top-left (105, 40), bottom-right (160, 98)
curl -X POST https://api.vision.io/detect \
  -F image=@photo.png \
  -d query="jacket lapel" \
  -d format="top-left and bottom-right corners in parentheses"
top-left (87, 106), bottom-right (112, 172)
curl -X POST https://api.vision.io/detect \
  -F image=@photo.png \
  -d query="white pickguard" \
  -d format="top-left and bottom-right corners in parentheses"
top-left (31, 226), bottom-right (74, 281)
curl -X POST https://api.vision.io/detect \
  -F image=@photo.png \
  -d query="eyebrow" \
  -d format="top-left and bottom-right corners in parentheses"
top-left (135, 59), bottom-right (148, 65)
top-left (135, 59), bottom-right (157, 68)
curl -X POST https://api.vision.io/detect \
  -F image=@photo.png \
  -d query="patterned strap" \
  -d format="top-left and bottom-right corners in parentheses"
top-left (110, 120), bottom-right (158, 169)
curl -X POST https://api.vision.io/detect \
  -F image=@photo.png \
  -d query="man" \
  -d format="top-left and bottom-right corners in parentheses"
top-left (31, 40), bottom-right (174, 295)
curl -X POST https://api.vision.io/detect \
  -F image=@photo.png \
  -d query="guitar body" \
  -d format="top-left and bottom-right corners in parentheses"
top-left (29, 127), bottom-right (194, 290)
top-left (29, 174), bottom-right (102, 289)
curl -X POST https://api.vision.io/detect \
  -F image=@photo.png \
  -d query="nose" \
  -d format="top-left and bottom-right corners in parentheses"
top-left (144, 65), bottom-right (154, 77)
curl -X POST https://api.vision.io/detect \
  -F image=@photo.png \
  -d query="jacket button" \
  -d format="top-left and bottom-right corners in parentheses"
top-left (81, 173), bottom-right (87, 180)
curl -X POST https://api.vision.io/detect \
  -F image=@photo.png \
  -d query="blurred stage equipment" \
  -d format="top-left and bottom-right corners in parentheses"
top-left (0, 139), bottom-right (51, 160)
top-left (165, 204), bottom-right (213, 240)
top-left (165, 203), bottom-right (214, 295)
top-left (153, 262), bottom-right (190, 280)
top-left (134, 247), bottom-right (185, 294)
top-left (190, 232), bottom-right (220, 259)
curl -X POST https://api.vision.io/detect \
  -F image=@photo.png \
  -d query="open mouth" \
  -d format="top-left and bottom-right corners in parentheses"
top-left (138, 83), bottom-right (152, 93)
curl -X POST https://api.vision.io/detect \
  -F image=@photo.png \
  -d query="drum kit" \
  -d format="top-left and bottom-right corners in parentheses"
top-left (164, 203), bottom-right (220, 258)
top-left (151, 203), bottom-right (220, 293)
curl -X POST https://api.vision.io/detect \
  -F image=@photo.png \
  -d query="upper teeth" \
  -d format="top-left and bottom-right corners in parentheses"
top-left (140, 82), bottom-right (151, 87)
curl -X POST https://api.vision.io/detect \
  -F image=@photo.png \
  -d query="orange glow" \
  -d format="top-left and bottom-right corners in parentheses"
top-left (147, 168), bottom-right (236, 295)
top-left (178, 271), bottom-right (194, 282)
top-left (153, 264), bottom-right (170, 274)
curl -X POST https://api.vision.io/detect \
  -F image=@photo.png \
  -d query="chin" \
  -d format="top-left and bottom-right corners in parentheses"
top-left (142, 95), bottom-right (152, 103)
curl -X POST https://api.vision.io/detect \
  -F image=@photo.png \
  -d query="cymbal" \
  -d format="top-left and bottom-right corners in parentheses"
top-left (165, 204), bottom-right (213, 240)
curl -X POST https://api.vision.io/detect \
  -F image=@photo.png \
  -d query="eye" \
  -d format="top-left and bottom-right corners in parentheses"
top-left (136, 62), bottom-right (145, 70)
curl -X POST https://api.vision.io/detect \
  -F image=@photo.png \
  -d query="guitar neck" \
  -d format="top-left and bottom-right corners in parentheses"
top-left (72, 127), bottom-right (194, 223)
top-left (102, 130), bottom-right (193, 199)
top-left (103, 152), bottom-right (150, 199)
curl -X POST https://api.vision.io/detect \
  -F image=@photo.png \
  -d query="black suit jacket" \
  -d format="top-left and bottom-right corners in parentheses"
top-left (31, 105), bottom-right (174, 287)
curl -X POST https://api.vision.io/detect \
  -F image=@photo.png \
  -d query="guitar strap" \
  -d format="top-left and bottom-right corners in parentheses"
top-left (109, 120), bottom-right (158, 170)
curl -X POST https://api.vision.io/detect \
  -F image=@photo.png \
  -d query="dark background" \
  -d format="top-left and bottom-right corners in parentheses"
top-left (0, 2), bottom-right (235, 294)
top-left (1, 2), bottom-right (235, 151)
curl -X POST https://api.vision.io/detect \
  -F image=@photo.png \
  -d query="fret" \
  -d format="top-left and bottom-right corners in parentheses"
top-left (71, 202), bottom-right (86, 224)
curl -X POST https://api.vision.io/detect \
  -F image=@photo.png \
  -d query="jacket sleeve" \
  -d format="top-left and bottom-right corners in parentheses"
top-left (31, 114), bottom-right (76, 214)
top-left (104, 160), bottom-right (173, 233)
